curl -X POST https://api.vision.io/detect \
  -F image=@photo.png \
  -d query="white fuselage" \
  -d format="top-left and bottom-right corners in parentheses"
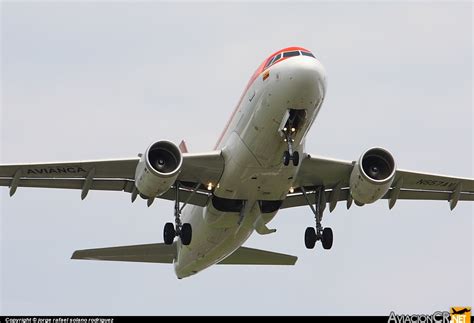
top-left (174, 55), bottom-right (327, 278)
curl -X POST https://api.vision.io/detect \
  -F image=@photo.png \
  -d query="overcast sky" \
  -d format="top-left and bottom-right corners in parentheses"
top-left (1, 1), bottom-right (472, 315)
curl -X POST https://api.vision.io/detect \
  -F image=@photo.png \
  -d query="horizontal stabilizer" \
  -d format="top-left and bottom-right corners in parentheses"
top-left (218, 246), bottom-right (297, 265)
top-left (71, 243), bottom-right (176, 263)
top-left (72, 243), bottom-right (296, 266)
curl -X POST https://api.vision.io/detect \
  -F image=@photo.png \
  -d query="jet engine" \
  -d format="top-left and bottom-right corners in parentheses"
top-left (349, 147), bottom-right (396, 204)
top-left (135, 141), bottom-right (183, 198)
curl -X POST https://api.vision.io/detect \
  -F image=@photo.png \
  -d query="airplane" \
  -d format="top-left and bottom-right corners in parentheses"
top-left (1, 46), bottom-right (473, 279)
top-left (452, 308), bottom-right (471, 315)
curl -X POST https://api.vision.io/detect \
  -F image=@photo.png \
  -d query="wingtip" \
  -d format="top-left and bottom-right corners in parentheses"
top-left (71, 250), bottom-right (83, 260)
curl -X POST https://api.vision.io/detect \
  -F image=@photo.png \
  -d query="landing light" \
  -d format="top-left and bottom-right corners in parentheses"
top-left (207, 182), bottom-right (213, 191)
top-left (291, 127), bottom-right (296, 132)
top-left (289, 187), bottom-right (294, 193)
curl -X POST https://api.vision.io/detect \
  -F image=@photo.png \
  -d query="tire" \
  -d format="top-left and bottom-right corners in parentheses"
top-left (180, 223), bottom-right (192, 246)
top-left (304, 227), bottom-right (317, 249)
top-left (163, 222), bottom-right (175, 245)
top-left (283, 151), bottom-right (290, 166)
top-left (292, 151), bottom-right (299, 166)
top-left (322, 227), bottom-right (333, 250)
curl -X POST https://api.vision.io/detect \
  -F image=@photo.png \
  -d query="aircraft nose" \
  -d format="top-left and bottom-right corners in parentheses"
top-left (268, 56), bottom-right (326, 110)
top-left (286, 56), bottom-right (326, 94)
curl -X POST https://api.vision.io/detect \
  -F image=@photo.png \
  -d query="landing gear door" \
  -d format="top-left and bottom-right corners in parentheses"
top-left (278, 110), bottom-right (290, 138)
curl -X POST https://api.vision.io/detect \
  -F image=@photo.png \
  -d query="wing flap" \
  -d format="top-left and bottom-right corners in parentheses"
top-left (396, 190), bottom-right (474, 201)
top-left (281, 187), bottom-right (474, 209)
top-left (0, 178), bottom-right (210, 206)
top-left (218, 246), bottom-right (297, 265)
top-left (0, 178), bottom-right (133, 191)
top-left (71, 243), bottom-right (176, 263)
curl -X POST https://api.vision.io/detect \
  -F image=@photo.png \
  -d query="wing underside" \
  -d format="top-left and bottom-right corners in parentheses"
top-left (287, 154), bottom-right (474, 211)
top-left (1, 151), bottom-right (473, 210)
top-left (0, 151), bottom-right (224, 207)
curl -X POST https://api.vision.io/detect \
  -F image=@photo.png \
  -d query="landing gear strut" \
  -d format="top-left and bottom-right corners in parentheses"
top-left (282, 127), bottom-right (299, 167)
top-left (301, 186), bottom-right (333, 250)
top-left (163, 182), bottom-right (192, 245)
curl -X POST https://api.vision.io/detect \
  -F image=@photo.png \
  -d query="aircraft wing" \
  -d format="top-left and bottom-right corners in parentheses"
top-left (0, 151), bottom-right (224, 207)
top-left (284, 154), bottom-right (474, 211)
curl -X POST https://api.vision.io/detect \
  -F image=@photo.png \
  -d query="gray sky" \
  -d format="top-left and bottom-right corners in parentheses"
top-left (1, 1), bottom-right (472, 315)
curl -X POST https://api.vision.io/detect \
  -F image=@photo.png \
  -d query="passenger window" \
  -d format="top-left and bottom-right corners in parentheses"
top-left (301, 51), bottom-right (315, 58)
top-left (282, 51), bottom-right (300, 58)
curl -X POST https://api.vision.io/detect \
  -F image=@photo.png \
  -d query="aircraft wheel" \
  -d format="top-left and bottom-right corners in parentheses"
top-left (163, 222), bottom-right (176, 245)
top-left (292, 151), bottom-right (299, 166)
top-left (322, 227), bottom-right (333, 250)
top-left (305, 227), bottom-right (317, 249)
top-left (180, 223), bottom-right (192, 246)
top-left (283, 151), bottom-right (291, 166)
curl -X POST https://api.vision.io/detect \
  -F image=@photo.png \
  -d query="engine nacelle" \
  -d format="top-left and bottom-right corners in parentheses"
top-left (350, 147), bottom-right (396, 204)
top-left (135, 141), bottom-right (183, 198)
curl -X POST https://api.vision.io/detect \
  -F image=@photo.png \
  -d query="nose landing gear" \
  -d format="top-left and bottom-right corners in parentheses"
top-left (163, 182), bottom-right (193, 246)
top-left (301, 186), bottom-right (333, 250)
top-left (283, 128), bottom-right (299, 166)
top-left (280, 109), bottom-right (306, 167)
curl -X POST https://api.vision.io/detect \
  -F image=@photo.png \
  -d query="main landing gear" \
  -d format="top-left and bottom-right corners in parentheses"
top-left (301, 186), bottom-right (333, 250)
top-left (163, 182), bottom-right (192, 246)
top-left (282, 127), bottom-right (299, 167)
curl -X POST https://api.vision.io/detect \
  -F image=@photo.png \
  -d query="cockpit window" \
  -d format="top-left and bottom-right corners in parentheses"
top-left (265, 49), bottom-right (314, 70)
top-left (265, 53), bottom-right (281, 69)
top-left (265, 57), bottom-right (274, 68)
top-left (271, 53), bottom-right (281, 65)
top-left (301, 51), bottom-right (315, 58)
top-left (282, 51), bottom-right (300, 58)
